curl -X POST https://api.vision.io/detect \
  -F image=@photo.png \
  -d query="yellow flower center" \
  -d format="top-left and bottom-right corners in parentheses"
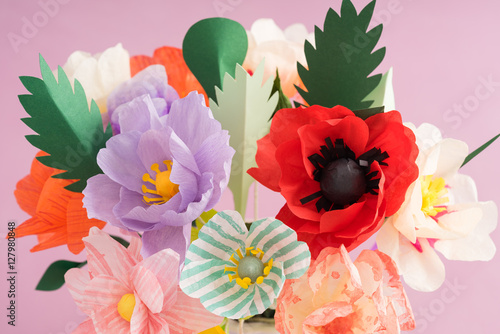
top-left (117, 293), bottom-right (136, 322)
top-left (142, 160), bottom-right (179, 205)
top-left (224, 247), bottom-right (274, 289)
top-left (420, 175), bottom-right (449, 217)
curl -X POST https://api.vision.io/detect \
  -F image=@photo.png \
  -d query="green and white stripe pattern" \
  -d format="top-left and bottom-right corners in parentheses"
top-left (180, 210), bottom-right (311, 319)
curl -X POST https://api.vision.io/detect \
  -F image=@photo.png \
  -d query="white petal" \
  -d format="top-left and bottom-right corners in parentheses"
top-left (447, 173), bottom-right (478, 204)
top-left (433, 138), bottom-right (469, 180)
top-left (250, 18), bottom-right (286, 44)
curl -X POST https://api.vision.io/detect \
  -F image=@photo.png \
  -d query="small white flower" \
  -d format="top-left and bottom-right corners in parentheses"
top-left (377, 123), bottom-right (497, 292)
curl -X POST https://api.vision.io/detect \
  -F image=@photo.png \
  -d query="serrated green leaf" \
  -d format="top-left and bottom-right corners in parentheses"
top-left (18, 55), bottom-right (112, 192)
top-left (183, 18), bottom-right (248, 103)
top-left (269, 69), bottom-right (292, 120)
top-left (462, 133), bottom-right (500, 167)
top-left (364, 67), bottom-right (395, 110)
top-left (352, 106), bottom-right (385, 120)
top-left (210, 61), bottom-right (279, 217)
top-left (36, 260), bottom-right (87, 291)
top-left (297, 0), bottom-right (385, 110)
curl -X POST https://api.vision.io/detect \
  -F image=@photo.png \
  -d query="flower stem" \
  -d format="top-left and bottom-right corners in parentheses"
top-left (239, 318), bottom-right (245, 334)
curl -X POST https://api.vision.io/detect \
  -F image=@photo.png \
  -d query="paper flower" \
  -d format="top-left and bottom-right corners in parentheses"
top-left (130, 46), bottom-right (207, 103)
top-left (275, 245), bottom-right (415, 334)
top-left (376, 123), bottom-right (498, 291)
top-left (60, 43), bottom-right (130, 114)
top-left (248, 106), bottom-right (418, 258)
top-left (13, 151), bottom-right (105, 254)
top-left (65, 227), bottom-right (222, 334)
top-left (179, 210), bottom-right (311, 319)
top-left (83, 91), bottom-right (234, 261)
top-left (107, 65), bottom-right (180, 134)
top-left (243, 18), bottom-right (313, 98)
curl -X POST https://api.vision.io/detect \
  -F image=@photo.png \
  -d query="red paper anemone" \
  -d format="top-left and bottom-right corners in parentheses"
top-left (248, 106), bottom-right (418, 258)
top-left (13, 151), bottom-right (106, 254)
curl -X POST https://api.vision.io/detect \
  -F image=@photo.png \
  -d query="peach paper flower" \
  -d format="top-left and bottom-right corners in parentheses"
top-left (275, 245), bottom-right (415, 334)
top-left (65, 227), bottom-right (222, 334)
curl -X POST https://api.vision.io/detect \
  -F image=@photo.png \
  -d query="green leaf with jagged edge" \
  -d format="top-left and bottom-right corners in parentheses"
top-left (19, 54), bottom-right (112, 192)
top-left (36, 260), bottom-right (87, 291)
top-left (210, 61), bottom-right (278, 218)
top-left (269, 69), bottom-right (292, 120)
top-left (363, 67), bottom-right (395, 111)
top-left (183, 18), bottom-right (248, 103)
top-left (461, 133), bottom-right (500, 167)
top-left (297, 0), bottom-right (385, 110)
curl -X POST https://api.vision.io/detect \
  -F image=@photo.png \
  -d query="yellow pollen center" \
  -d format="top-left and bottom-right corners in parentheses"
top-left (421, 175), bottom-right (449, 217)
top-left (223, 247), bottom-right (274, 289)
top-left (117, 293), bottom-right (136, 322)
top-left (142, 160), bottom-right (179, 205)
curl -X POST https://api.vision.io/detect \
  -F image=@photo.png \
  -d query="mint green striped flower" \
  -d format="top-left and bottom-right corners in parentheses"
top-left (179, 210), bottom-right (311, 319)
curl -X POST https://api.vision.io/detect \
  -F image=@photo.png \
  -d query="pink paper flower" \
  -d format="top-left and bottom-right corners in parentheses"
top-left (275, 245), bottom-right (415, 334)
top-left (65, 227), bottom-right (222, 334)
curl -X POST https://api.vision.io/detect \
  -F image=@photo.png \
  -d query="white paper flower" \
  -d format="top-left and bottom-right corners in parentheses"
top-left (376, 123), bottom-right (497, 292)
top-left (60, 43), bottom-right (131, 114)
top-left (243, 18), bottom-right (313, 98)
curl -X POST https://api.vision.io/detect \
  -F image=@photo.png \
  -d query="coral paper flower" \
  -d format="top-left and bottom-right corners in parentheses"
top-left (60, 43), bottom-right (130, 114)
top-left (130, 46), bottom-right (207, 103)
top-left (83, 91), bottom-right (234, 261)
top-left (65, 227), bottom-right (222, 334)
top-left (14, 151), bottom-right (105, 254)
top-left (275, 245), bottom-right (415, 334)
top-left (376, 123), bottom-right (498, 291)
top-left (179, 210), bottom-right (311, 319)
top-left (244, 18), bottom-right (313, 98)
top-left (248, 106), bottom-right (418, 258)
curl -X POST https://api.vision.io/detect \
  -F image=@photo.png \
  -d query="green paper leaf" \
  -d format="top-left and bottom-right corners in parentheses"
top-left (269, 69), bottom-right (292, 120)
top-left (210, 61), bottom-right (279, 217)
top-left (110, 235), bottom-right (130, 248)
top-left (294, 100), bottom-right (306, 108)
top-left (297, 0), bottom-right (385, 109)
top-left (19, 54), bottom-right (112, 192)
top-left (36, 260), bottom-right (87, 291)
top-left (364, 67), bottom-right (395, 110)
top-left (352, 106), bottom-right (385, 120)
top-left (462, 133), bottom-right (500, 167)
top-left (183, 18), bottom-right (248, 103)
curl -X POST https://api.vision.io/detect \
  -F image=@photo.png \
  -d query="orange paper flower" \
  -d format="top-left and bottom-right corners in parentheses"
top-left (13, 152), bottom-right (105, 254)
top-left (130, 46), bottom-right (208, 104)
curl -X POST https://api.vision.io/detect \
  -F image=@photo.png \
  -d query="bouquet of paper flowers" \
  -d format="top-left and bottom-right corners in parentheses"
top-left (13, 0), bottom-right (498, 333)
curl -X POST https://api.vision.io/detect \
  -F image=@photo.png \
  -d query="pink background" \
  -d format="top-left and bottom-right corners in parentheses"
top-left (1, 0), bottom-right (500, 333)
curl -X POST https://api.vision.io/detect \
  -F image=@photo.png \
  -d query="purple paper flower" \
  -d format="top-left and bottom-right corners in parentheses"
top-left (107, 65), bottom-right (179, 134)
top-left (83, 91), bottom-right (234, 263)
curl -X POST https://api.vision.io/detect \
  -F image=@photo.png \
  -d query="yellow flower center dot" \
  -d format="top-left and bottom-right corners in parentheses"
top-left (117, 293), bottom-right (136, 322)
top-left (142, 160), bottom-right (179, 205)
top-left (421, 175), bottom-right (449, 217)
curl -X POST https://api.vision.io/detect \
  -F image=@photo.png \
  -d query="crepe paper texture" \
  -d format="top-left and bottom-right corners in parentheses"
top-left (297, 0), bottom-right (385, 110)
top-left (275, 245), bottom-right (415, 333)
top-left (248, 106), bottom-right (419, 258)
top-left (461, 132), bottom-right (500, 167)
top-left (60, 43), bottom-right (131, 114)
top-left (14, 151), bottom-right (106, 254)
top-left (269, 70), bottom-right (293, 120)
top-left (19, 54), bottom-right (112, 192)
top-left (130, 46), bottom-right (207, 104)
top-left (199, 326), bottom-right (226, 334)
top-left (377, 123), bottom-right (498, 291)
top-left (244, 18), bottom-right (313, 99)
top-left (210, 62), bottom-right (278, 217)
top-left (65, 227), bottom-right (222, 334)
top-left (179, 210), bottom-right (310, 319)
top-left (183, 18), bottom-right (248, 103)
top-left (83, 90), bottom-right (234, 263)
top-left (107, 65), bottom-right (180, 134)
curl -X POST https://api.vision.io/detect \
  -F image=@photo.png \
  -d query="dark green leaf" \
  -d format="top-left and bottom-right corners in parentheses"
top-left (110, 235), bottom-right (130, 247)
top-left (269, 69), bottom-right (292, 120)
top-left (183, 18), bottom-right (248, 103)
top-left (462, 133), bottom-right (500, 167)
top-left (19, 55), bottom-right (112, 192)
top-left (36, 260), bottom-right (87, 291)
top-left (352, 106), bottom-right (385, 120)
top-left (297, 0), bottom-right (385, 110)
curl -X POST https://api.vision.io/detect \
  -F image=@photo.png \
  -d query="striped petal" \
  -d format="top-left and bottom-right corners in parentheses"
top-left (247, 217), bottom-right (311, 279)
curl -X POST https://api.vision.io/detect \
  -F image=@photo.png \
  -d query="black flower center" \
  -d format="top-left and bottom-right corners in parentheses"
top-left (320, 158), bottom-right (366, 206)
top-left (300, 138), bottom-right (389, 212)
